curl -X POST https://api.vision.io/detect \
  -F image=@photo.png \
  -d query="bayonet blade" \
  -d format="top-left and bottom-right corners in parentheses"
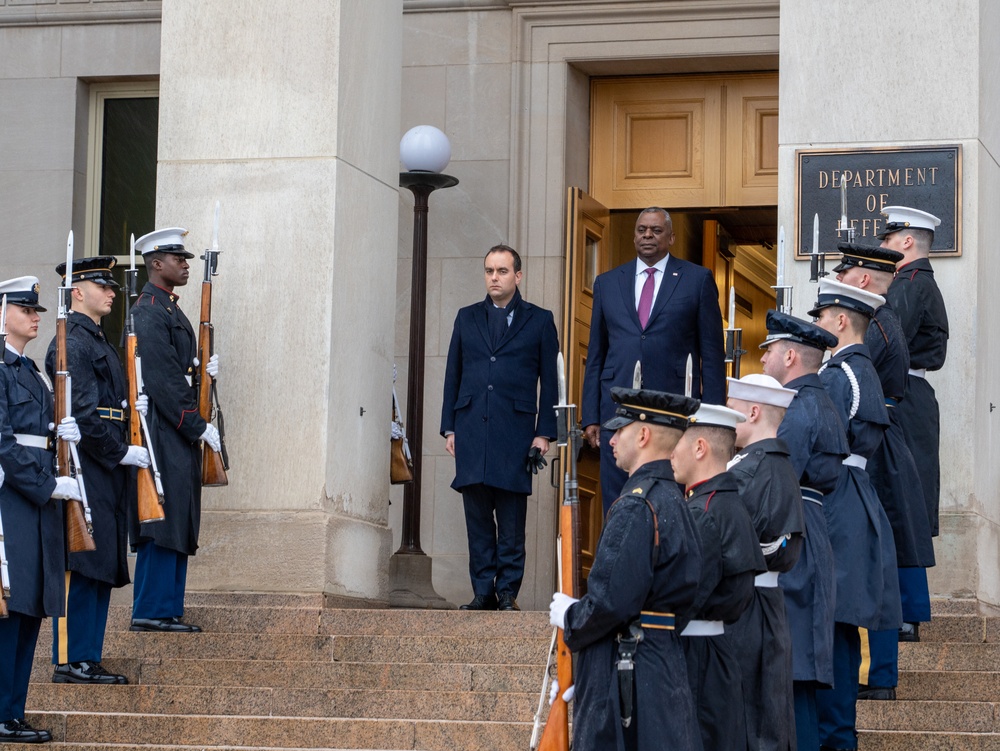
top-left (632, 360), bottom-right (642, 389)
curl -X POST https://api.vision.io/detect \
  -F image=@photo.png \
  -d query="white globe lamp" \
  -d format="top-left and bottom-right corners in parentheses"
top-left (399, 125), bottom-right (452, 174)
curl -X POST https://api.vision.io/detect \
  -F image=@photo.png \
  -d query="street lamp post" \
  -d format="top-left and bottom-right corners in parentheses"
top-left (388, 126), bottom-right (458, 609)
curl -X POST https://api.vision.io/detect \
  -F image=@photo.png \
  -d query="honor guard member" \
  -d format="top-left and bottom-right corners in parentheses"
top-left (548, 388), bottom-right (703, 751)
top-left (880, 206), bottom-right (948, 640)
top-left (725, 374), bottom-right (804, 751)
top-left (44, 258), bottom-right (151, 684)
top-left (834, 244), bottom-right (936, 698)
top-left (129, 229), bottom-right (220, 633)
top-left (808, 279), bottom-right (901, 751)
top-left (671, 403), bottom-right (766, 751)
top-left (759, 310), bottom-right (841, 751)
top-left (0, 277), bottom-right (82, 743)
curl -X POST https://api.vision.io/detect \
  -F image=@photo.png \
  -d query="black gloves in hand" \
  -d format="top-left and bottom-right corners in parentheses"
top-left (526, 446), bottom-right (548, 474)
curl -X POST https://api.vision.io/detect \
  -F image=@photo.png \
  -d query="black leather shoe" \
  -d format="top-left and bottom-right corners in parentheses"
top-left (130, 617), bottom-right (202, 633)
top-left (459, 594), bottom-right (497, 611)
top-left (497, 593), bottom-right (520, 611)
top-left (0, 719), bottom-right (51, 743)
top-left (53, 661), bottom-right (128, 685)
top-left (898, 621), bottom-right (920, 642)
top-left (857, 684), bottom-right (896, 700)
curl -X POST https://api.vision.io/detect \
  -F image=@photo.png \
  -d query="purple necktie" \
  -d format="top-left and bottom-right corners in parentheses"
top-left (637, 267), bottom-right (656, 329)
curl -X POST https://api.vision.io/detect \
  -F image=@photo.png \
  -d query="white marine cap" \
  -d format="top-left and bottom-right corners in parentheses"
top-left (727, 374), bottom-right (796, 409)
top-left (689, 403), bottom-right (746, 431)
top-left (134, 227), bottom-right (193, 258)
top-left (878, 206), bottom-right (941, 238)
top-left (807, 277), bottom-right (885, 318)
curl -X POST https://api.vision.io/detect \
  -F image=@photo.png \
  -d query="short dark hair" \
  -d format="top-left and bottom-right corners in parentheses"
top-left (841, 307), bottom-right (871, 335)
top-left (485, 244), bottom-right (521, 273)
top-left (909, 228), bottom-right (934, 252)
top-left (690, 425), bottom-right (736, 461)
top-left (787, 341), bottom-right (826, 370)
top-left (144, 250), bottom-right (167, 266)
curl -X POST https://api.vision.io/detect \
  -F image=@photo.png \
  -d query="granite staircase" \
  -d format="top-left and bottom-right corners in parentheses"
top-left (14, 595), bottom-right (1000, 750)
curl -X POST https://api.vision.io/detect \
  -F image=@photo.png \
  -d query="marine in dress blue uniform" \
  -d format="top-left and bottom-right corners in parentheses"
top-left (759, 310), bottom-right (842, 751)
top-left (549, 388), bottom-right (703, 751)
top-left (129, 229), bottom-right (217, 633)
top-left (43, 258), bottom-right (148, 684)
top-left (672, 403), bottom-right (766, 751)
top-left (441, 245), bottom-right (558, 611)
top-left (834, 244), bottom-right (936, 697)
top-left (808, 280), bottom-right (902, 751)
top-left (581, 208), bottom-right (726, 513)
top-left (0, 277), bottom-right (82, 744)
top-left (725, 374), bottom-right (804, 751)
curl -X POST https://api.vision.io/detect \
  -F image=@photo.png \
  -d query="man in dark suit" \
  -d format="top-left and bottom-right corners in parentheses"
top-left (441, 244), bottom-right (559, 611)
top-left (582, 208), bottom-right (726, 513)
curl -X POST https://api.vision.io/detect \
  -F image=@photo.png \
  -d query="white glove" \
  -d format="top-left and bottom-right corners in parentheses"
top-left (206, 353), bottom-right (219, 378)
top-left (201, 424), bottom-right (221, 452)
top-left (135, 394), bottom-right (149, 417)
top-left (56, 416), bottom-right (81, 444)
top-left (549, 592), bottom-right (579, 630)
top-left (120, 446), bottom-right (151, 468)
top-left (548, 679), bottom-right (576, 706)
top-left (52, 476), bottom-right (82, 501)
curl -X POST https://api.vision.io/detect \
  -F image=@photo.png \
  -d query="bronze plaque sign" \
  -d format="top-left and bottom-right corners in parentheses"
top-left (795, 145), bottom-right (961, 257)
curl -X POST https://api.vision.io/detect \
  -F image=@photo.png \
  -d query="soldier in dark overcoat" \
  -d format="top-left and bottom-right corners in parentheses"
top-left (759, 310), bottom-right (843, 751)
top-left (672, 402), bottom-right (766, 751)
top-left (44, 257), bottom-right (150, 684)
top-left (725, 373), bottom-right (804, 751)
top-left (809, 279), bottom-right (902, 751)
top-left (128, 228), bottom-right (220, 632)
top-left (834, 243), bottom-right (936, 696)
top-left (0, 276), bottom-right (82, 743)
top-left (548, 388), bottom-right (703, 751)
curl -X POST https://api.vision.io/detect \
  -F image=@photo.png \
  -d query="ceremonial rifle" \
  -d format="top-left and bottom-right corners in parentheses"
top-left (0, 295), bottom-right (9, 617)
top-left (56, 231), bottom-right (96, 552)
top-left (532, 352), bottom-right (579, 751)
top-left (724, 286), bottom-right (746, 378)
top-left (198, 201), bottom-right (229, 487)
top-left (126, 233), bottom-right (165, 523)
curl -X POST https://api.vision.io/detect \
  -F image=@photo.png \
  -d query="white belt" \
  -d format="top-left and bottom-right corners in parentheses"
top-left (14, 433), bottom-right (51, 450)
top-left (755, 571), bottom-right (780, 588)
top-left (843, 454), bottom-right (867, 470)
top-left (908, 368), bottom-right (926, 379)
top-left (681, 620), bottom-right (724, 637)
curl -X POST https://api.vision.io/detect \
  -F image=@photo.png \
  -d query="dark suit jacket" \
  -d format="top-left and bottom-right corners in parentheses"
top-left (581, 256), bottom-right (726, 428)
top-left (441, 296), bottom-right (559, 495)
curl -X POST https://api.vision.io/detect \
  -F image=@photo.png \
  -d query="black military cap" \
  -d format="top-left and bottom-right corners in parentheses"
top-left (759, 309), bottom-right (838, 351)
top-left (807, 278), bottom-right (884, 319)
top-left (832, 243), bottom-right (903, 274)
top-left (0, 275), bottom-right (46, 311)
top-left (56, 256), bottom-right (120, 288)
top-left (602, 387), bottom-right (700, 431)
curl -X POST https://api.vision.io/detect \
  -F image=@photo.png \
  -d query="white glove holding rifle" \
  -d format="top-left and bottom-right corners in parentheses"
top-left (122, 395), bottom-right (149, 417)
top-left (120, 446), bottom-right (151, 468)
top-left (206, 353), bottom-right (219, 378)
top-left (549, 592), bottom-right (579, 630)
top-left (548, 679), bottom-right (576, 706)
top-left (50, 416), bottom-right (81, 445)
top-left (51, 476), bottom-right (82, 501)
top-left (201, 424), bottom-right (221, 453)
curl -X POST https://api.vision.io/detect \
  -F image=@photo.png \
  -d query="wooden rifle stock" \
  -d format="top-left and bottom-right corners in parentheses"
top-left (198, 268), bottom-right (228, 487)
top-left (127, 333), bottom-right (164, 523)
top-left (0, 513), bottom-right (8, 618)
top-left (55, 315), bottom-right (96, 553)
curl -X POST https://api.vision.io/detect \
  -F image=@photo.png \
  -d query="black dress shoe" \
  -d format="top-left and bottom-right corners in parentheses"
top-left (459, 594), bottom-right (497, 611)
top-left (0, 719), bottom-right (51, 743)
top-left (857, 684), bottom-right (896, 700)
top-left (53, 661), bottom-right (128, 685)
top-left (130, 616), bottom-right (202, 633)
top-left (898, 621), bottom-right (920, 642)
top-left (497, 593), bottom-right (520, 611)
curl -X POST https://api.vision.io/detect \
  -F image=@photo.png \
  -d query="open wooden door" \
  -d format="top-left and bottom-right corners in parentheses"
top-left (562, 187), bottom-right (611, 582)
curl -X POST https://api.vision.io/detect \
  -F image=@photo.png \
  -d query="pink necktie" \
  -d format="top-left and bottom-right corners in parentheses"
top-left (638, 268), bottom-right (656, 329)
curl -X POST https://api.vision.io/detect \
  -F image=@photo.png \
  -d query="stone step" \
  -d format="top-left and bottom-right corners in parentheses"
top-left (858, 731), bottom-right (1000, 750)
top-left (857, 700), bottom-right (1000, 733)
top-left (26, 684), bottom-right (537, 722)
top-left (25, 712), bottom-right (533, 750)
top-left (899, 670), bottom-right (1000, 702)
top-left (917, 613), bottom-right (1000, 643)
top-left (899, 642), bottom-right (1000, 672)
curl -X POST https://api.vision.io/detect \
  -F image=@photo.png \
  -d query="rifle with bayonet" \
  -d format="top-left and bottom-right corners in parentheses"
top-left (0, 295), bottom-right (9, 617)
top-left (198, 201), bottom-right (229, 487)
top-left (126, 234), bottom-right (165, 524)
top-left (531, 352), bottom-right (580, 751)
top-left (56, 231), bottom-right (96, 553)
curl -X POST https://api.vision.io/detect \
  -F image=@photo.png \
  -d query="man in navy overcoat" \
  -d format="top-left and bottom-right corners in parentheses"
top-left (582, 208), bottom-right (726, 512)
top-left (441, 245), bottom-right (559, 611)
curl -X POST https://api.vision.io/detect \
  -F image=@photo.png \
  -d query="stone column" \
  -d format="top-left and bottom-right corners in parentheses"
top-left (154, 0), bottom-right (403, 603)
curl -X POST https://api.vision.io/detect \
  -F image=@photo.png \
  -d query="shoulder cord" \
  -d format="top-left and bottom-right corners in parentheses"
top-left (818, 360), bottom-right (861, 419)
